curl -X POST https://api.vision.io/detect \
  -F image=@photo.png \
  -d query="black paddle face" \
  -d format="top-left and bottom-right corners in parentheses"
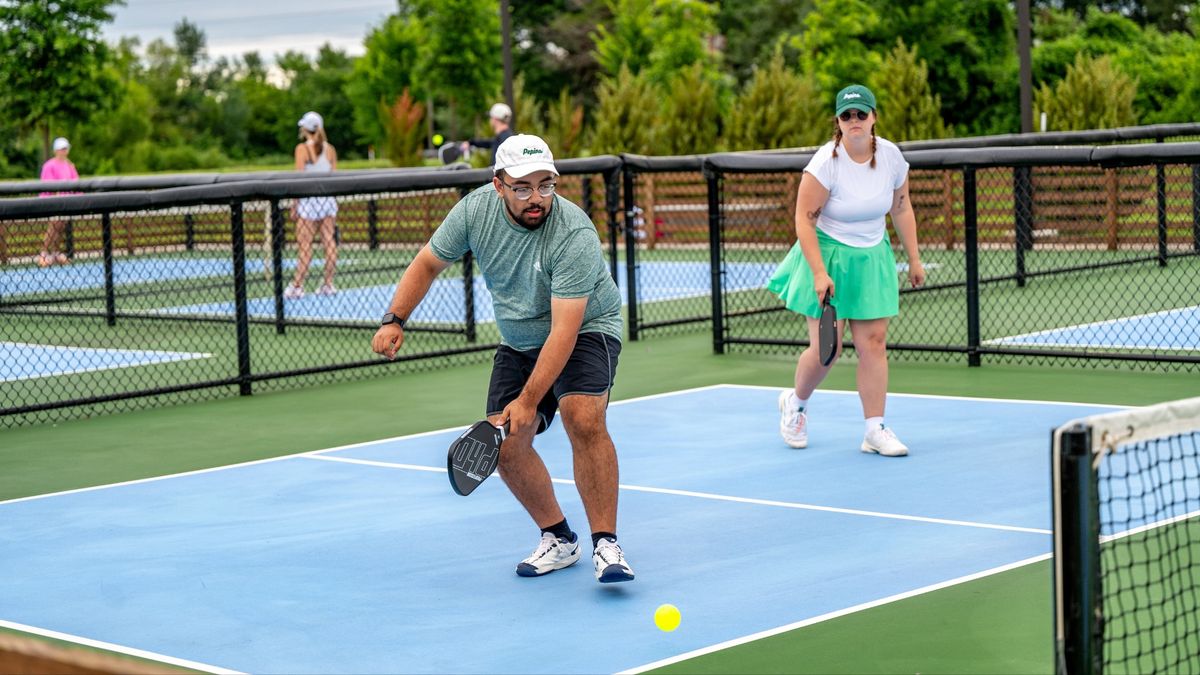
top-left (447, 421), bottom-right (506, 496)
top-left (818, 294), bottom-right (837, 367)
top-left (438, 142), bottom-right (462, 165)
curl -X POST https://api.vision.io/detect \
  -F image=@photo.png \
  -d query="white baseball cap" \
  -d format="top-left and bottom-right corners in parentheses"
top-left (52, 137), bottom-right (70, 151)
top-left (489, 103), bottom-right (512, 122)
top-left (493, 134), bottom-right (557, 179)
top-left (297, 111), bottom-right (324, 132)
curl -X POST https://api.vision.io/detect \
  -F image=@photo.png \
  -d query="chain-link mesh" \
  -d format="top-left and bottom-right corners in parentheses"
top-left (712, 156), bottom-right (1200, 371)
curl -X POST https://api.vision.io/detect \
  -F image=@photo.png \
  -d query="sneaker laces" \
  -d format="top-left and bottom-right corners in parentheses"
top-left (784, 409), bottom-right (805, 430)
top-left (595, 540), bottom-right (623, 566)
top-left (529, 533), bottom-right (563, 561)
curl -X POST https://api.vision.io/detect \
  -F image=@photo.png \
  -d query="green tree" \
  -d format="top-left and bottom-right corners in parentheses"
top-left (347, 11), bottom-right (426, 148)
top-left (593, 0), bottom-right (721, 88)
top-left (279, 45), bottom-right (358, 156)
top-left (869, 39), bottom-right (947, 142)
top-left (715, 0), bottom-right (811, 85)
top-left (589, 64), bottom-right (657, 155)
top-left (788, 0), bottom-right (885, 96)
top-left (0, 0), bottom-right (121, 159)
top-left (414, 0), bottom-right (501, 140)
top-left (512, 0), bottom-right (608, 113)
top-left (657, 62), bottom-right (720, 155)
top-left (724, 51), bottom-right (825, 151)
top-left (543, 88), bottom-right (586, 159)
top-left (1034, 53), bottom-right (1137, 130)
top-left (592, 0), bottom-right (656, 78)
top-left (380, 88), bottom-right (426, 167)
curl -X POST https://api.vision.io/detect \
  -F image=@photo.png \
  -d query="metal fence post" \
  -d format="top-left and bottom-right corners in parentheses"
top-left (101, 212), bottom-right (115, 327)
top-left (230, 201), bottom-right (253, 396)
top-left (184, 213), bottom-right (196, 251)
top-left (64, 219), bottom-right (75, 259)
top-left (367, 198), bottom-right (379, 251)
top-left (964, 167), bottom-right (981, 367)
top-left (623, 165), bottom-right (639, 341)
top-left (1013, 165), bottom-right (1033, 286)
top-left (605, 167), bottom-right (621, 285)
top-left (270, 200), bottom-right (286, 335)
top-left (459, 187), bottom-right (476, 343)
top-left (1157, 163), bottom-right (1168, 267)
top-left (1192, 163), bottom-right (1200, 253)
top-left (706, 164), bottom-right (725, 355)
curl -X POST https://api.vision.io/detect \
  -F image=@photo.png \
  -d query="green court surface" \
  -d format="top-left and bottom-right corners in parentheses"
top-left (2, 329), bottom-right (1197, 673)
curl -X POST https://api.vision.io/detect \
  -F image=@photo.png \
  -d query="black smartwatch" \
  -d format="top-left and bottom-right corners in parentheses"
top-left (381, 312), bottom-right (406, 329)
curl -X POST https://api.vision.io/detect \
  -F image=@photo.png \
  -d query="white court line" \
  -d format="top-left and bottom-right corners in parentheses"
top-left (305, 454), bottom-right (1050, 535)
top-left (0, 620), bottom-right (243, 674)
top-left (616, 553), bottom-right (1053, 674)
top-left (722, 383), bottom-right (1131, 410)
top-left (0, 384), bottom-right (733, 507)
top-left (984, 305), bottom-right (1200, 346)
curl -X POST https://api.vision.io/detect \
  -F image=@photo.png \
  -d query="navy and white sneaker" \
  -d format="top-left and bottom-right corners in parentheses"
top-left (516, 532), bottom-right (581, 577)
top-left (592, 537), bottom-right (635, 583)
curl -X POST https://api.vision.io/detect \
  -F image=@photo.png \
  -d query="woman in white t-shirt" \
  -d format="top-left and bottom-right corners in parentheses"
top-left (285, 110), bottom-right (339, 299)
top-left (766, 84), bottom-right (925, 457)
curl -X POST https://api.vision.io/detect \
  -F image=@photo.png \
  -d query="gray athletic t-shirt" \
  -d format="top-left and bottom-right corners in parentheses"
top-left (429, 184), bottom-right (623, 351)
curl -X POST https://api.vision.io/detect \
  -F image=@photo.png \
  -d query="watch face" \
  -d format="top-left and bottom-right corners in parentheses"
top-left (382, 312), bottom-right (395, 325)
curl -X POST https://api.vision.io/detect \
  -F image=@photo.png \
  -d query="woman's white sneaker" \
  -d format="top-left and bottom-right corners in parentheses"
top-left (515, 532), bottom-right (580, 577)
top-left (777, 390), bottom-right (808, 448)
top-left (861, 424), bottom-right (909, 457)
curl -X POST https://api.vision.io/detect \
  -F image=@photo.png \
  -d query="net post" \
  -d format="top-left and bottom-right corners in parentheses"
top-left (269, 200), bottom-right (286, 336)
top-left (229, 200), bottom-right (253, 396)
top-left (101, 211), bottom-right (116, 327)
top-left (1053, 423), bottom-right (1102, 675)
top-left (623, 164), bottom-right (640, 342)
top-left (963, 167), bottom-right (981, 367)
top-left (704, 161), bottom-right (725, 355)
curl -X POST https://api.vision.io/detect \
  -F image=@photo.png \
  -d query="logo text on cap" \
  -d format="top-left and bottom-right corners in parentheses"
top-left (522, 148), bottom-right (543, 156)
top-left (843, 92), bottom-right (862, 99)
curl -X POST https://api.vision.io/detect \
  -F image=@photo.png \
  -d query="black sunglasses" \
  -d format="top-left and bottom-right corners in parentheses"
top-left (839, 109), bottom-right (871, 122)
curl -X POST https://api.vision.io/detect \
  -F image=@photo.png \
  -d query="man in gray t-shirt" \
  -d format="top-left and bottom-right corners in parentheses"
top-left (371, 134), bottom-right (634, 584)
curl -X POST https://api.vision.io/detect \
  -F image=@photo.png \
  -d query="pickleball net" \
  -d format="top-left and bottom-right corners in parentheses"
top-left (1053, 396), bottom-right (1200, 674)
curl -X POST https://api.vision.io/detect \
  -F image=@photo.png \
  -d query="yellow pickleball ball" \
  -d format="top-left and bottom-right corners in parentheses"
top-left (432, 133), bottom-right (445, 146)
top-left (654, 603), bottom-right (681, 632)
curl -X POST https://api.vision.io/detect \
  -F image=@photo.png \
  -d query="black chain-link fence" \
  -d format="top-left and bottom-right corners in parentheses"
top-left (705, 145), bottom-right (1200, 371)
top-left (0, 158), bottom-right (621, 427)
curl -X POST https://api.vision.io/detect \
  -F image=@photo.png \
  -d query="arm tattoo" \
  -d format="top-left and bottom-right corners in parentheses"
top-left (806, 207), bottom-right (822, 222)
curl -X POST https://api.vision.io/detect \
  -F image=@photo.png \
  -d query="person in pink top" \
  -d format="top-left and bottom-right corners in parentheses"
top-left (37, 137), bottom-right (81, 267)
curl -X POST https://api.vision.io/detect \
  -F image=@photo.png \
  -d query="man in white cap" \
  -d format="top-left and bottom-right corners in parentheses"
top-left (463, 102), bottom-right (514, 167)
top-left (36, 137), bottom-right (80, 266)
top-left (371, 134), bottom-right (634, 585)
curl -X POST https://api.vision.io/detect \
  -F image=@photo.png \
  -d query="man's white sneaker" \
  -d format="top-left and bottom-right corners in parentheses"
top-left (515, 532), bottom-right (580, 577)
top-left (283, 284), bottom-right (304, 300)
top-left (592, 537), bottom-right (634, 583)
top-left (777, 390), bottom-right (808, 449)
top-left (861, 424), bottom-right (909, 457)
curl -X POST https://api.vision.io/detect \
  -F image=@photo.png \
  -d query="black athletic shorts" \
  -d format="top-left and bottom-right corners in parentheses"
top-left (486, 331), bottom-right (621, 435)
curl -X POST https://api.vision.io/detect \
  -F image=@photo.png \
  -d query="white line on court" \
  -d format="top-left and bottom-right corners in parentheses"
top-left (984, 304), bottom-right (1200, 345)
top-left (722, 382), bottom-right (1131, 410)
top-left (0, 619), bottom-right (243, 674)
top-left (616, 552), bottom-right (1053, 674)
top-left (0, 384), bottom-right (733, 508)
top-left (305, 454), bottom-right (1051, 535)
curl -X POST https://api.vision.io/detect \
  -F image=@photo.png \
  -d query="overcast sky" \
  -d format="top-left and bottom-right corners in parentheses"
top-left (104, 0), bottom-right (398, 61)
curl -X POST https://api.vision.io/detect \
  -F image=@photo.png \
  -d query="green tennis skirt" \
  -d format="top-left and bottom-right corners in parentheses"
top-left (766, 229), bottom-right (899, 320)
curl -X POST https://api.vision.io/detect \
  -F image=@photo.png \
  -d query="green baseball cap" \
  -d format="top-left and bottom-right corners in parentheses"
top-left (835, 84), bottom-right (876, 115)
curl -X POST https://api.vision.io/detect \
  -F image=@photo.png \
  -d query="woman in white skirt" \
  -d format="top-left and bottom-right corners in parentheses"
top-left (285, 111), bottom-right (339, 299)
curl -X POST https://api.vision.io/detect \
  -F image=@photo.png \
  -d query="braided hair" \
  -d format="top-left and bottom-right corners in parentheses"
top-left (830, 115), bottom-right (877, 168)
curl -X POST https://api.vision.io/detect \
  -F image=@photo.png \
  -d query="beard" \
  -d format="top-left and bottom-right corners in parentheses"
top-left (506, 199), bottom-right (550, 230)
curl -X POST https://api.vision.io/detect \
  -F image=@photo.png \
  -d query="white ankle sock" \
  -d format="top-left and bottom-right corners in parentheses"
top-left (788, 392), bottom-right (807, 412)
top-left (865, 416), bottom-right (884, 433)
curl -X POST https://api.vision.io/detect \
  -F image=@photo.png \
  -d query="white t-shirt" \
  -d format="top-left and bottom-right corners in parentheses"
top-left (804, 138), bottom-right (909, 247)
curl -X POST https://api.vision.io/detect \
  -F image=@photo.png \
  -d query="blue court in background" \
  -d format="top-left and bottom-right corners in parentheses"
top-left (0, 342), bottom-right (210, 382)
top-left (0, 258), bottom-right (319, 296)
top-left (0, 385), bottom-right (1122, 674)
top-left (989, 306), bottom-right (1200, 351)
top-left (162, 262), bottom-right (779, 324)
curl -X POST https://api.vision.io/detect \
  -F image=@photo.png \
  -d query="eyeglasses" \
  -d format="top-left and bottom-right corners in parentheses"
top-left (838, 110), bottom-right (871, 122)
top-left (499, 179), bottom-right (556, 200)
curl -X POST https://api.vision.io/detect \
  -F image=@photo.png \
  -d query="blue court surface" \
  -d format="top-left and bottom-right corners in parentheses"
top-left (988, 306), bottom-right (1200, 351)
top-left (0, 341), bottom-right (210, 382)
top-left (0, 385), bottom-right (1123, 674)
top-left (0, 258), bottom-right (318, 297)
top-left (161, 262), bottom-right (778, 324)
